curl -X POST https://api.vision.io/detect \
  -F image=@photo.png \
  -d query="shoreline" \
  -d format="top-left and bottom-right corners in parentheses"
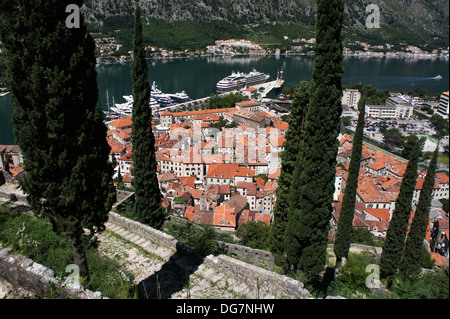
top-left (96, 53), bottom-right (449, 67)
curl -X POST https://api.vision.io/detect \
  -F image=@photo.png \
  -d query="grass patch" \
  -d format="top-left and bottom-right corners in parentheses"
top-left (0, 203), bottom-right (137, 299)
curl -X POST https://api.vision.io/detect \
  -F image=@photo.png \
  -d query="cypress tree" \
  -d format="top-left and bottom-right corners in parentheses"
top-left (334, 98), bottom-right (366, 264)
top-left (131, 4), bottom-right (166, 229)
top-left (400, 144), bottom-right (439, 275)
top-left (284, 0), bottom-right (344, 276)
top-left (380, 139), bottom-right (422, 281)
top-left (0, 1), bottom-right (116, 284)
top-left (269, 81), bottom-right (310, 268)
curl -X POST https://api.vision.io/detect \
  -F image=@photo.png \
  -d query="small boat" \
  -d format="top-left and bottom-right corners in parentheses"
top-left (277, 94), bottom-right (288, 102)
top-left (434, 75), bottom-right (443, 80)
top-left (0, 88), bottom-right (9, 97)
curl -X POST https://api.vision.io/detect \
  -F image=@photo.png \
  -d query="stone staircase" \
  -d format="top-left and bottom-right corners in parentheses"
top-left (101, 221), bottom-right (268, 299)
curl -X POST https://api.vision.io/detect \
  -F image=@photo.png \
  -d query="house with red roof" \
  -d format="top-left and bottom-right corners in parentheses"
top-left (118, 146), bottom-right (133, 175)
top-left (206, 163), bottom-right (255, 186)
top-left (213, 204), bottom-right (238, 229)
top-left (237, 210), bottom-right (271, 228)
top-left (107, 116), bottom-right (133, 131)
top-left (413, 177), bottom-right (442, 203)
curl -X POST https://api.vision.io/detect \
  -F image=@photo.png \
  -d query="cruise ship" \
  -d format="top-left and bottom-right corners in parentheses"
top-left (216, 69), bottom-right (270, 92)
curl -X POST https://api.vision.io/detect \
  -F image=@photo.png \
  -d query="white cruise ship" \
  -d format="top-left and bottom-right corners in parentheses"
top-left (216, 69), bottom-right (270, 92)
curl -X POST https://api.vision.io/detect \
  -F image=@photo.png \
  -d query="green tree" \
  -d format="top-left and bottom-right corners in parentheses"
top-left (131, 4), bottom-right (166, 229)
top-left (430, 114), bottom-right (449, 138)
top-left (284, 0), bottom-right (344, 276)
top-left (400, 144), bottom-right (439, 275)
top-left (0, 0), bottom-right (116, 284)
top-left (383, 127), bottom-right (404, 150)
top-left (0, 53), bottom-right (6, 85)
top-left (269, 81), bottom-right (310, 269)
top-left (401, 135), bottom-right (420, 160)
top-left (380, 139), bottom-right (421, 282)
top-left (236, 221), bottom-right (270, 250)
top-left (334, 99), bottom-right (366, 264)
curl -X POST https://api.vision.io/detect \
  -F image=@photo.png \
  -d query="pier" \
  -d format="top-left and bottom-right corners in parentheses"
top-left (156, 79), bottom-right (284, 114)
top-left (250, 78), bottom-right (285, 98)
top-left (106, 76), bottom-right (285, 120)
top-left (157, 92), bottom-right (231, 113)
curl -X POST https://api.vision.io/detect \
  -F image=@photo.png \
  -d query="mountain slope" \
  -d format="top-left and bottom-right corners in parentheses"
top-left (82, 0), bottom-right (449, 46)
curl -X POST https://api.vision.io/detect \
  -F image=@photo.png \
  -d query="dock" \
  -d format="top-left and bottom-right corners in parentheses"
top-left (250, 78), bottom-right (285, 98)
top-left (156, 78), bottom-right (285, 114)
top-left (157, 92), bottom-right (231, 113)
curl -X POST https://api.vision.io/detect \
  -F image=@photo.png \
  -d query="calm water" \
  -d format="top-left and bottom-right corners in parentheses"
top-left (0, 55), bottom-right (448, 145)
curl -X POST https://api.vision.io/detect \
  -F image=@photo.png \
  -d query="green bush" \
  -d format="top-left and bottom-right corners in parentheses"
top-left (164, 218), bottom-right (234, 257)
top-left (0, 205), bottom-right (136, 299)
top-left (0, 213), bottom-right (69, 268)
top-left (390, 268), bottom-right (449, 299)
top-left (235, 222), bottom-right (270, 250)
top-left (164, 218), bottom-right (218, 256)
top-left (327, 252), bottom-right (378, 298)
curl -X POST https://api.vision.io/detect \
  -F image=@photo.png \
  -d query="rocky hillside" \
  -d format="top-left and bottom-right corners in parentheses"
top-left (82, 0), bottom-right (449, 45)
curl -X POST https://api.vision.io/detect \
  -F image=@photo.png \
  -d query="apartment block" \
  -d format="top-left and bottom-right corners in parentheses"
top-left (437, 91), bottom-right (449, 119)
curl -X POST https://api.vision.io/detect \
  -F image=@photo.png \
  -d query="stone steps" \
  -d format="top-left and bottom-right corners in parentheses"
top-left (102, 220), bottom-right (280, 299)
top-left (104, 222), bottom-right (175, 261)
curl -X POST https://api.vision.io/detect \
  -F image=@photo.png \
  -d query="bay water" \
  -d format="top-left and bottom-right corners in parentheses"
top-left (0, 55), bottom-right (448, 145)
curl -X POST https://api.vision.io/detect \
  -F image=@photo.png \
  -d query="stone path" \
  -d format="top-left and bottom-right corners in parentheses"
top-left (99, 222), bottom-right (263, 299)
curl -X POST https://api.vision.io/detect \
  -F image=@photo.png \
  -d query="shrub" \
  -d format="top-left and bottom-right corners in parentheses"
top-left (327, 252), bottom-right (378, 298)
top-left (0, 205), bottom-right (136, 299)
top-left (390, 267), bottom-right (449, 299)
top-left (164, 218), bottom-right (218, 257)
top-left (235, 221), bottom-right (270, 250)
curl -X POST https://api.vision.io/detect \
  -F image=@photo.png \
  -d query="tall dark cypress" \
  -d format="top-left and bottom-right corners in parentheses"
top-left (380, 140), bottom-right (421, 281)
top-left (400, 144), bottom-right (439, 275)
top-left (284, 0), bottom-right (344, 276)
top-left (269, 81), bottom-right (310, 268)
top-left (0, 1), bottom-right (116, 284)
top-left (334, 99), bottom-right (366, 264)
top-left (131, 5), bottom-right (166, 228)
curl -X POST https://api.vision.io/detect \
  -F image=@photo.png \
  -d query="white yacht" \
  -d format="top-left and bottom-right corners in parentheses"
top-left (111, 95), bottom-right (160, 116)
top-left (169, 90), bottom-right (191, 102)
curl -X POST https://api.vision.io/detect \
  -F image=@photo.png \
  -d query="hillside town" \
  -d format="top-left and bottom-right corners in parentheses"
top-left (1, 85), bottom-right (449, 267)
top-left (1, 0), bottom-right (450, 303)
top-left (93, 35), bottom-right (450, 64)
top-left (1, 84), bottom-right (449, 269)
top-left (100, 88), bottom-right (449, 264)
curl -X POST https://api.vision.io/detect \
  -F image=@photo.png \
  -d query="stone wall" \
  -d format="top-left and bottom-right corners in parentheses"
top-left (108, 212), bottom-right (178, 250)
top-left (115, 190), bottom-right (134, 203)
top-left (0, 244), bottom-right (104, 299)
top-left (107, 212), bottom-right (311, 299)
top-left (217, 241), bottom-right (276, 270)
top-left (204, 254), bottom-right (311, 299)
top-left (167, 215), bottom-right (277, 270)
top-left (0, 185), bottom-right (29, 204)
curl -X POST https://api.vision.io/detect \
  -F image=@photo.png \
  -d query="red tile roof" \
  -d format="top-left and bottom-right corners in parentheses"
top-left (214, 204), bottom-right (237, 228)
top-left (107, 116), bottom-right (133, 129)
